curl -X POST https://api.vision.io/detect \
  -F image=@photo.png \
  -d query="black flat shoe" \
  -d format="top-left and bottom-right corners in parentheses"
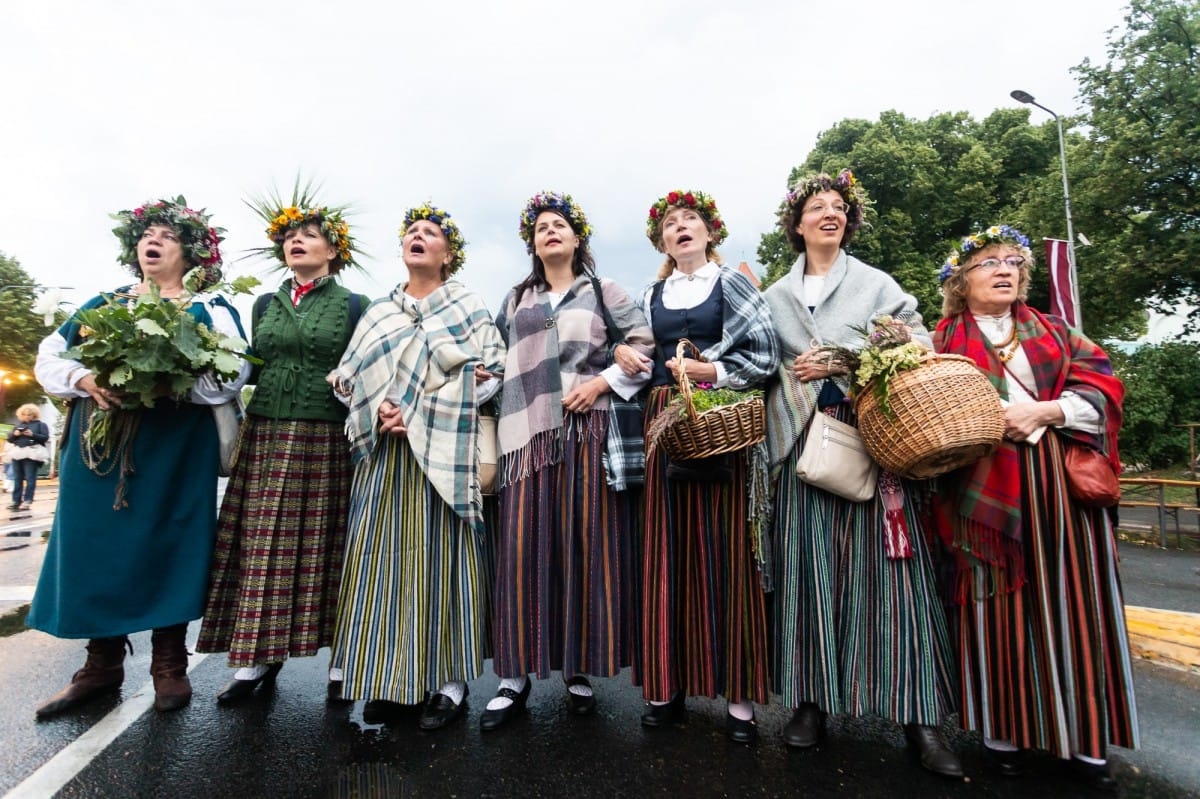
top-left (640, 690), bottom-right (685, 728)
top-left (987, 747), bottom-right (1024, 778)
top-left (782, 703), bottom-right (825, 749)
top-left (904, 724), bottom-right (963, 778)
top-left (565, 675), bottom-right (597, 716)
top-left (362, 699), bottom-right (404, 725)
top-left (326, 679), bottom-right (347, 702)
top-left (480, 679), bottom-right (531, 731)
top-left (418, 688), bottom-right (469, 731)
top-left (1069, 758), bottom-right (1119, 793)
top-left (726, 713), bottom-right (757, 744)
top-left (216, 663), bottom-right (282, 704)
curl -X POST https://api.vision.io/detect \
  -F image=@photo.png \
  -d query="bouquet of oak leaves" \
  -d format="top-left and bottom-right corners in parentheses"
top-left (63, 268), bottom-right (260, 454)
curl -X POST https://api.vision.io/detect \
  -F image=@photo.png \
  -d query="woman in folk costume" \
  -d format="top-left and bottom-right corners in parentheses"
top-left (481, 192), bottom-right (654, 730)
top-left (637, 189), bottom-right (778, 743)
top-left (31, 197), bottom-right (250, 717)
top-left (198, 183), bottom-right (370, 702)
top-left (762, 171), bottom-right (961, 776)
top-left (327, 203), bottom-right (504, 731)
top-left (932, 224), bottom-right (1136, 791)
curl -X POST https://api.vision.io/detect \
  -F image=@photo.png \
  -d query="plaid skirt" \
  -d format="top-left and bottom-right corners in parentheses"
top-left (197, 416), bottom-right (353, 667)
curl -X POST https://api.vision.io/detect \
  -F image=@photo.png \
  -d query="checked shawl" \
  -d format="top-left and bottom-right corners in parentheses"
top-left (331, 280), bottom-right (505, 534)
top-left (933, 301), bottom-right (1124, 596)
top-left (496, 274), bottom-right (654, 486)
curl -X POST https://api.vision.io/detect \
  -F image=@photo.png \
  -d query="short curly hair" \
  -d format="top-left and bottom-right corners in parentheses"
top-left (778, 169), bottom-right (869, 253)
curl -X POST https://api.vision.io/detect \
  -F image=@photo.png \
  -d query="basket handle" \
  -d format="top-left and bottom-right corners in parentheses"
top-left (674, 338), bottom-right (705, 421)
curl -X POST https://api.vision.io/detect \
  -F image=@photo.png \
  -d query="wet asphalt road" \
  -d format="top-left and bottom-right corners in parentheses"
top-left (2, 499), bottom-right (1199, 798)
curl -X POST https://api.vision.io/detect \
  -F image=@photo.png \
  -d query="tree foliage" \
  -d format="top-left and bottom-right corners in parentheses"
top-left (0, 252), bottom-right (54, 417)
top-left (1074, 0), bottom-right (1200, 332)
top-left (757, 109), bottom-right (1145, 341)
top-left (1110, 341), bottom-right (1200, 468)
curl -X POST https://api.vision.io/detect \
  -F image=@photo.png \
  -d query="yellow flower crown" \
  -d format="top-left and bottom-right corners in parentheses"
top-left (246, 179), bottom-right (362, 272)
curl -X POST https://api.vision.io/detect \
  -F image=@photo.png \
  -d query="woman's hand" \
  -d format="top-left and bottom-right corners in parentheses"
top-left (562, 377), bottom-right (610, 414)
top-left (474, 364), bottom-right (495, 384)
top-left (613, 344), bottom-right (653, 377)
top-left (1003, 401), bottom-right (1064, 442)
top-left (791, 348), bottom-right (841, 384)
top-left (665, 357), bottom-right (717, 384)
top-left (77, 373), bottom-right (123, 410)
top-left (377, 399), bottom-right (407, 437)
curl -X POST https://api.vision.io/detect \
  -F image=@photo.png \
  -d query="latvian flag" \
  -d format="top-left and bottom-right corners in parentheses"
top-left (1045, 238), bottom-right (1080, 329)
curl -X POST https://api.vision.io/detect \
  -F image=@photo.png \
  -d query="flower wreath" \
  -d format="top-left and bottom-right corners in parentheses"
top-left (939, 224), bottom-right (1032, 282)
top-left (777, 169), bottom-right (870, 233)
top-left (246, 181), bottom-right (361, 272)
top-left (111, 196), bottom-right (225, 291)
top-left (400, 203), bottom-right (467, 275)
top-left (645, 189), bottom-right (727, 250)
top-left (517, 191), bottom-right (593, 254)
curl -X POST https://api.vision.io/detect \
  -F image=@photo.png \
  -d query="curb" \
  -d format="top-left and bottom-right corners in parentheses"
top-left (1126, 606), bottom-right (1200, 672)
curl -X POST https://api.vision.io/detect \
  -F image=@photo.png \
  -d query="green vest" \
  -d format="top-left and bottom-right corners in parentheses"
top-left (246, 281), bottom-right (366, 422)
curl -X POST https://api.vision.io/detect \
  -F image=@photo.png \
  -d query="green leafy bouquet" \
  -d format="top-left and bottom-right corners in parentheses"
top-left (818, 315), bottom-right (928, 417)
top-left (64, 268), bottom-right (261, 456)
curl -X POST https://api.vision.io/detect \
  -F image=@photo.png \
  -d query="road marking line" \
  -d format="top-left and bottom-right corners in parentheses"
top-left (2, 652), bottom-right (210, 799)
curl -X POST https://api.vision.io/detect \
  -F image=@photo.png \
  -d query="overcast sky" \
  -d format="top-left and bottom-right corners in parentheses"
top-left (1, 0), bottom-right (1132, 324)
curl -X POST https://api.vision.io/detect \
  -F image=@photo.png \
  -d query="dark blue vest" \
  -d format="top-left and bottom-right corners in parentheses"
top-left (649, 278), bottom-right (724, 387)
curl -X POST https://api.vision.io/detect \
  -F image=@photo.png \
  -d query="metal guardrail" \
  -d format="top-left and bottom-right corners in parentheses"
top-left (1120, 477), bottom-right (1200, 548)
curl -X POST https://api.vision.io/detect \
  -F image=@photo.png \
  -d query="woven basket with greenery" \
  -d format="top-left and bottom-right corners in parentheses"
top-left (650, 339), bottom-right (766, 460)
top-left (855, 352), bottom-right (1004, 478)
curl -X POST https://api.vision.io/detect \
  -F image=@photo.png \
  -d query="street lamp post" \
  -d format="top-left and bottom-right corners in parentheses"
top-left (1010, 89), bottom-right (1081, 329)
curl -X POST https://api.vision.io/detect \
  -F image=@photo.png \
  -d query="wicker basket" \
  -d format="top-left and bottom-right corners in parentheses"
top-left (854, 353), bottom-right (1004, 479)
top-left (658, 339), bottom-right (766, 460)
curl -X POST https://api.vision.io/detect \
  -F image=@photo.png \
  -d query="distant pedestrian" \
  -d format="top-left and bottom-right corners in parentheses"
top-left (6, 403), bottom-right (50, 511)
top-left (198, 185), bottom-right (369, 703)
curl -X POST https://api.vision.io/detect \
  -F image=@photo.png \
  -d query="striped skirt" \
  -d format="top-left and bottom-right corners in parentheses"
top-left (332, 434), bottom-right (495, 704)
top-left (198, 416), bottom-right (352, 667)
top-left (952, 433), bottom-right (1139, 758)
top-left (639, 388), bottom-right (770, 704)
top-left (773, 406), bottom-right (956, 724)
top-left (492, 411), bottom-right (639, 680)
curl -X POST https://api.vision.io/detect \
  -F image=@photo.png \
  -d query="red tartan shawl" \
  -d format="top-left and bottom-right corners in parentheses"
top-left (932, 301), bottom-right (1124, 598)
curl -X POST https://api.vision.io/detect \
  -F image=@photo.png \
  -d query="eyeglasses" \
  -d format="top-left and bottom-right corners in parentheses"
top-left (803, 202), bottom-right (850, 216)
top-left (966, 255), bottom-right (1026, 273)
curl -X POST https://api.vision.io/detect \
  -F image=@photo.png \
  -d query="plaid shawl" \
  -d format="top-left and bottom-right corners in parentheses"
top-left (933, 301), bottom-right (1124, 596)
top-left (496, 274), bottom-right (654, 485)
top-left (331, 280), bottom-right (505, 534)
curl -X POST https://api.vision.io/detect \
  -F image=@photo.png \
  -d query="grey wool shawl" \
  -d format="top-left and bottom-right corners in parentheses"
top-left (496, 274), bottom-right (654, 486)
top-left (762, 251), bottom-right (929, 470)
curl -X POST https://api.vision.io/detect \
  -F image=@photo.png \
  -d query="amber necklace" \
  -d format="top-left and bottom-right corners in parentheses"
top-left (994, 325), bottom-right (1020, 362)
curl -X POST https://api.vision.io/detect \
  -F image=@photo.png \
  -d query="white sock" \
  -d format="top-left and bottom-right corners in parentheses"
top-left (233, 664), bottom-right (271, 681)
top-left (566, 680), bottom-right (593, 698)
top-left (984, 737), bottom-right (1018, 752)
top-left (487, 676), bottom-right (528, 711)
top-left (328, 667), bottom-right (344, 682)
top-left (437, 680), bottom-right (466, 705)
top-left (1073, 753), bottom-right (1107, 766)
top-left (727, 699), bottom-right (754, 721)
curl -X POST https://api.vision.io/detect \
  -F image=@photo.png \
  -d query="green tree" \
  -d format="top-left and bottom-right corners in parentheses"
top-left (1110, 341), bottom-right (1200, 468)
top-left (0, 252), bottom-right (53, 416)
top-left (758, 109), bottom-right (1145, 340)
top-left (1073, 0), bottom-right (1200, 333)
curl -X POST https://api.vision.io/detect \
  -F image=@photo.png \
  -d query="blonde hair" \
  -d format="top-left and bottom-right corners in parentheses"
top-left (16, 403), bottom-right (40, 420)
top-left (940, 245), bottom-right (1033, 317)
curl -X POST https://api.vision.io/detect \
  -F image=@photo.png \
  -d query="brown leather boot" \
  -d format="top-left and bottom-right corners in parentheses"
top-left (35, 637), bottom-right (131, 719)
top-left (150, 625), bottom-right (192, 712)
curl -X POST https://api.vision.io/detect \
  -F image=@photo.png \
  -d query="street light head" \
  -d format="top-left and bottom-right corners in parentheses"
top-left (1010, 89), bottom-right (1035, 104)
